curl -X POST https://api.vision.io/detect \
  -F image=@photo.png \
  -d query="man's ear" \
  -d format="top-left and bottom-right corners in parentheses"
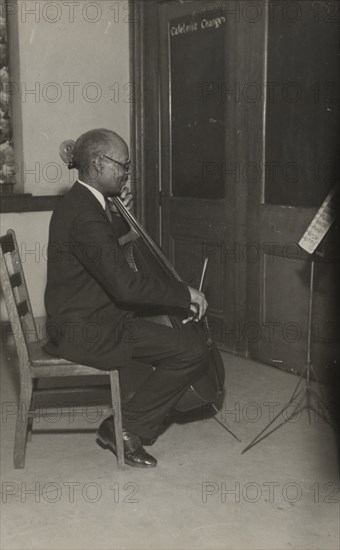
top-left (92, 157), bottom-right (102, 172)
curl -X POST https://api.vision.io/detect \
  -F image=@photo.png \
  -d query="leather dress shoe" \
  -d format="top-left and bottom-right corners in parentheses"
top-left (96, 416), bottom-right (157, 468)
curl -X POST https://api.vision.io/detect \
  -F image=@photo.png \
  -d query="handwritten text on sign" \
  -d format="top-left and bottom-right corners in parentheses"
top-left (170, 16), bottom-right (226, 37)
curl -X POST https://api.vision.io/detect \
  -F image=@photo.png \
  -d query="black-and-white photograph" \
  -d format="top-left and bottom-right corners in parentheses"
top-left (0, 1), bottom-right (339, 549)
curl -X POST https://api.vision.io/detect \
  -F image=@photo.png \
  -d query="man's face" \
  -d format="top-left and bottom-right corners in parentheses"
top-left (97, 138), bottom-right (130, 197)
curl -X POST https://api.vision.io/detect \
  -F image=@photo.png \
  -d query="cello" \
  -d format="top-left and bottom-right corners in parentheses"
top-left (110, 195), bottom-right (225, 415)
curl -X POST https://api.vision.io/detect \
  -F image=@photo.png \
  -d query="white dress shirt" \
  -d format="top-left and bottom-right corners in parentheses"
top-left (78, 179), bottom-right (106, 210)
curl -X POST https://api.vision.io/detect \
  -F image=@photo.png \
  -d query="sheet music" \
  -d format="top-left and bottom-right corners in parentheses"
top-left (299, 183), bottom-right (339, 254)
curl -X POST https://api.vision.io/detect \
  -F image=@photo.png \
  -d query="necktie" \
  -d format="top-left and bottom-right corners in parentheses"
top-left (104, 200), bottom-right (113, 222)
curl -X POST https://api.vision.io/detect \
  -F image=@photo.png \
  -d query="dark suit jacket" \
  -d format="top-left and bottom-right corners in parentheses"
top-left (44, 182), bottom-right (190, 369)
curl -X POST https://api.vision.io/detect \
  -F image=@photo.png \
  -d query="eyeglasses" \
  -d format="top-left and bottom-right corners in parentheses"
top-left (102, 155), bottom-right (131, 174)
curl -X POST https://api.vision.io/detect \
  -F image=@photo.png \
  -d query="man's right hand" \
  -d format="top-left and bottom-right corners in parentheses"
top-left (187, 286), bottom-right (208, 321)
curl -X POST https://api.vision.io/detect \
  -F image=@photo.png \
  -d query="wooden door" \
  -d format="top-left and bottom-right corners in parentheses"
top-left (156, 0), bottom-right (247, 353)
top-left (131, 0), bottom-right (339, 378)
top-left (246, 1), bottom-right (339, 377)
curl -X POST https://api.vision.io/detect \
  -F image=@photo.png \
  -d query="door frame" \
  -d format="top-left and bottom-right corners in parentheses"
top-left (129, 1), bottom-right (161, 239)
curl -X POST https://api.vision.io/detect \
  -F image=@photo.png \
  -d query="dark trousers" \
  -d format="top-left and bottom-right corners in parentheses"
top-left (120, 318), bottom-right (209, 440)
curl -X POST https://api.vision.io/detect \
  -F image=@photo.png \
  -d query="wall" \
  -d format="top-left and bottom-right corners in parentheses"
top-left (1, 0), bottom-right (131, 326)
top-left (7, 0), bottom-right (131, 195)
top-left (0, 211), bottom-right (52, 324)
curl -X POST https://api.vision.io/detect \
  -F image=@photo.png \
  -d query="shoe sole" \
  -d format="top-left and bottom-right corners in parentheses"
top-left (96, 436), bottom-right (157, 468)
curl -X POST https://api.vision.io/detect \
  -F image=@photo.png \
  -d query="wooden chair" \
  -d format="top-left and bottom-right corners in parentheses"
top-left (0, 229), bottom-right (124, 469)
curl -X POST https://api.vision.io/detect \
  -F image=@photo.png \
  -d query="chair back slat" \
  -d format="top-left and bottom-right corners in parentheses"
top-left (0, 230), bottom-right (38, 353)
top-left (0, 257), bottom-right (30, 369)
top-left (7, 230), bottom-right (37, 343)
top-left (17, 300), bottom-right (29, 318)
top-left (0, 233), bottom-right (15, 254)
top-left (10, 272), bottom-right (22, 288)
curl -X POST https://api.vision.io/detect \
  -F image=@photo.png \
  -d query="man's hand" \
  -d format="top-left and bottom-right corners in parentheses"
top-left (120, 185), bottom-right (133, 210)
top-left (186, 286), bottom-right (208, 322)
top-left (109, 185), bottom-right (134, 213)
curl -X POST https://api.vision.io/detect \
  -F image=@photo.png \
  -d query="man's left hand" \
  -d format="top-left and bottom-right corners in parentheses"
top-left (109, 185), bottom-right (134, 213)
top-left (120, 185), bottom-right (134, 210)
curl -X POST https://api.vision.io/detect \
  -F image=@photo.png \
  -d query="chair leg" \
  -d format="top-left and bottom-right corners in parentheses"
top-left (27, 380), bottom-right (38, 442)
top-left (14, 382), bottom-right (33, 469)
top-left (109, 370), bottom-right (125, 469)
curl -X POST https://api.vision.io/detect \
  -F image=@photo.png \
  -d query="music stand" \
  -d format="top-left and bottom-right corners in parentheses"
top-left (242, 184), bottom-right (338, 454)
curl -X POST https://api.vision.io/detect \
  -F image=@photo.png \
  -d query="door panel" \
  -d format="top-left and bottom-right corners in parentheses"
top-left (169, 10), bottom-right (226, 200)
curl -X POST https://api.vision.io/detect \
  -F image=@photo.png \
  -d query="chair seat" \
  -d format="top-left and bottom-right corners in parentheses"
top-left (29, 341), bottom-right (76, 366)
top-left (28, 341), bottom-right (107, 377)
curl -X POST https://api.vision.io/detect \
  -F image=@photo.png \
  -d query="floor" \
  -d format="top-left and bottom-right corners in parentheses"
top-left (0, 340), bottom-right (339, 550)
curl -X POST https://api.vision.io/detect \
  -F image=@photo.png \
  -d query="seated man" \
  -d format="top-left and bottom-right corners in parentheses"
top-left (44, 128), bottom-right (209, 468)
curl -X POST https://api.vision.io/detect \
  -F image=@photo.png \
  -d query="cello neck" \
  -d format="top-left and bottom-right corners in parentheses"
top-left (110, 196), bottom-right (214, 343)
top-left (109, 196), bottom-right (183, 283)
